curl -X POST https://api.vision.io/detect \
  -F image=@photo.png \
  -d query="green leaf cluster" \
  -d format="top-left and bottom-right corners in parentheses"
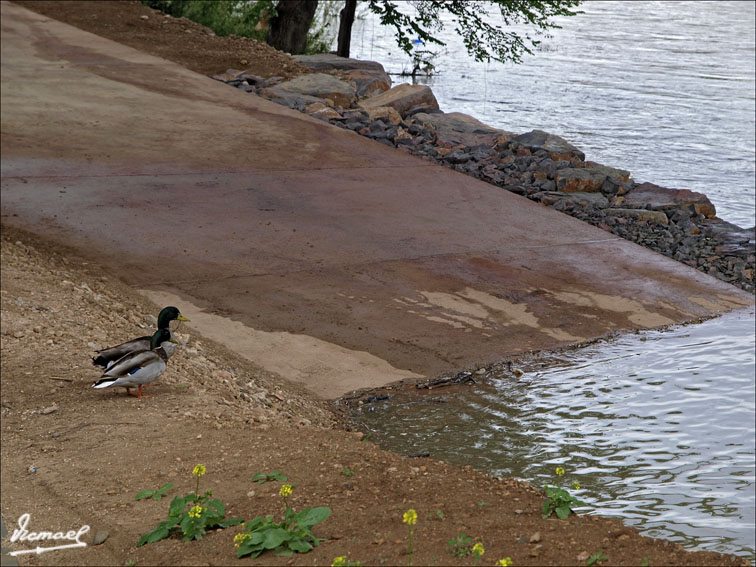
top-left (141, 0), bottom-right (276, 41)
top-left (366, 0), bottom-right (582, 65)
top-left (541, 485), bottom-right (587, 519)
top-left (236, 506), bottom-right (331, 559)
top-left (137, 489), bottom-right (243, 546)
top-left (586, 551), bottom-right (609, 565)
top-left (252, 470), bottom-right (288, 484)
top-left (448, 532), bottom-right (473, 558)
top-left (135, 483), bottom-right (173, 501)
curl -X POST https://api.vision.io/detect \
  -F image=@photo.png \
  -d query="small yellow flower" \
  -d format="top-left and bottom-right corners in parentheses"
top-left (234, 532), bottom-right (251, 548)
top-left (472, 542), bottom-right (485, 557)
top-left (496, 558), bottom-right (513, 567)
top-left (279, 484), bottom-right (293, 498)
top-left (192, 464), bottom-right (206, 477)
top-left (573, 481), bottom-right (581, 490)
top-left (555, 466), bottom-right (565, 476)
top-left (188, 505), bottom-right (203, 518)
top-left (402, 508), bottom-right (417, 526)
top-left (331, 557), bottom-right (347, 567)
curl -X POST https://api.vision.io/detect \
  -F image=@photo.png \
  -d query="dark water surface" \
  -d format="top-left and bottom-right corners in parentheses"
top-left (351, 1), bottom-right (756, 228)
top-left (351, 308), bottom-right (755, 560)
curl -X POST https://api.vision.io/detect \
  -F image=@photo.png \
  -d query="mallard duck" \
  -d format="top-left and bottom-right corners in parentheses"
top-left (92, 328), bottom-right (178, 398)
top-left (92, 306), bottom-right (189, 369)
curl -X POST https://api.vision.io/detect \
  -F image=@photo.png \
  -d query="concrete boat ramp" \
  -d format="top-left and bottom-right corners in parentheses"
top-left (1, 2), bottom-right (751, 398)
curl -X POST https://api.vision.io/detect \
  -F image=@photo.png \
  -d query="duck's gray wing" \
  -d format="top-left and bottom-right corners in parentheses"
top-left (92, 335), bottom-right (151, 368)
top-left (92, 350), bottom-right (163, 389)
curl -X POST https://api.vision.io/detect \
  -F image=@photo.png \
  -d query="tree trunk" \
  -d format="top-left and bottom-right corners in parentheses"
top-left (336, 0), bottom-right (357, 58)
top-left (266, 0), bottom-right (319, 55)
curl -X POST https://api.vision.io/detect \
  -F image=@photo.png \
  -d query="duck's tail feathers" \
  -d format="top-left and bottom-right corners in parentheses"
top-left (92, 377), bottom-right (119, 388)
top-left (92, 356), bottom-right (118, 370)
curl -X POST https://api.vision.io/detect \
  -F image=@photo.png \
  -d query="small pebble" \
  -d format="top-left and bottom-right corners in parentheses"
top-left (93, 530), bottom-right (108, 545)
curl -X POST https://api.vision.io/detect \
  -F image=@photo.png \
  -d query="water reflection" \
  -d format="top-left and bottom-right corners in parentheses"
top-left (351, 308), bottom-right (755, 560)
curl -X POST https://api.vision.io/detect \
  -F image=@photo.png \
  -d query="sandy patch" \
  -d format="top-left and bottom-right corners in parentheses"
top-left (395, 287), bottom-right (585, 342)
top-left (547, 289), bottom-right (675, 328)
top-left (140, 289), bottom-right (422, 399)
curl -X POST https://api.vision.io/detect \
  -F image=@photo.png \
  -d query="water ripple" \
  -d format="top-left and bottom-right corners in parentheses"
top-left (352, 308), bottom-right (755, 560)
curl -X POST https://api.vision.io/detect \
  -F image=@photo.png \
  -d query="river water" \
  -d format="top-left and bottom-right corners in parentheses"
top-left (350, 0), bottom-right (756, 229)
top-left (351, 308), bottom-right (755, 560)
top-left (347, 2), bottom-right (756, 561)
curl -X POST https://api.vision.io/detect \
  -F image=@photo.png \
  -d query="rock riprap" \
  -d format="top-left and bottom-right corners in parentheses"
top-left (211, 56), bottom-right (754, 293)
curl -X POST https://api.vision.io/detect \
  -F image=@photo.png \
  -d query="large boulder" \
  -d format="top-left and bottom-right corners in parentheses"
top-left (259, 73), bottom-right (356, 108)
top-left (412, 112), bottom-right (512, 147)
top-left (343, 69), bottom-right (390, 97)
top-left (359, 83), bottom-right (439, 118)
top-left (622, 182), bottom-right (717, 218)
top-left (555, 165), bottom-right (631, 193)
top-left (512, 130), bottom-right (585, 162)
top-left (293, 54), bottom-right (392, 98)
top-left (364, 106), bottom-right (402, 126)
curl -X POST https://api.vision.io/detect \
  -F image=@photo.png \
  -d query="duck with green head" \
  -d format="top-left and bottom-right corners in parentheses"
top-left (92, 328), bottom-right (178, 398)
top-left (92, 306), bottom-right (188, 369)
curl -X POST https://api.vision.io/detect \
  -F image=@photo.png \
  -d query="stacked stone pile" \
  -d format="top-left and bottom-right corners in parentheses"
top-left (211, 55), bottom-right (754, 293)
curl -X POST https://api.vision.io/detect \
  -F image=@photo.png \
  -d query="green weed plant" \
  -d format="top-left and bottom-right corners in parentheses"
top-left (135, 483), bottom-right (173, 501)
top-left (448, 532), bottom-right (473, 557)
top-left (586, 551), bottom-right (609, 565)
top-left (235, 484), bottom-right (331, 558)
top-left (252, 470), bottom-right (288, 484)
top-left (542, 466), bottom-right (587, 519)
top-left (137, 465), bottom-right (242, 546)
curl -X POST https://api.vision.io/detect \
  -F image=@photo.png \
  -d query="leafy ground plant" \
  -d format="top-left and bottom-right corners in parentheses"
top-left (586, 551), bottom-right (609, 565)
top-left (135, 483), bottom-right (173, 501)
top-left (137, 464), bottom-right (243, 546)
top-left (235, 484), bottom-right (331, 558)
top-left (448, 532), bottom-right (473, 558)
top-left (252, 470), bottom-right (288, 484)
top-left (542, 466), bottom-right (587, 519)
